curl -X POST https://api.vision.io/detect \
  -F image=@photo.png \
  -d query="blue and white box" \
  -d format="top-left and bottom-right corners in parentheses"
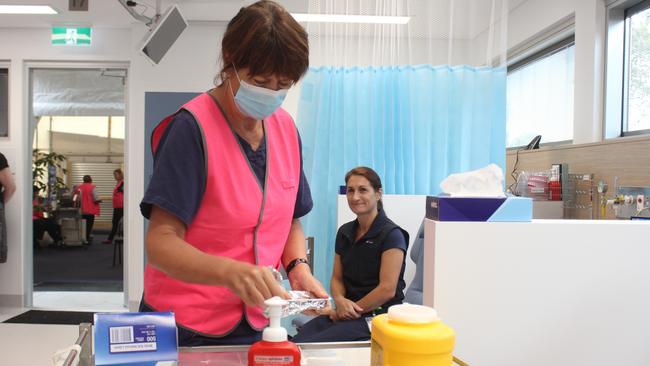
top-left (94, 312), bottom-right (178, 366)
top-left (426, 195), bottom-right (533, 222)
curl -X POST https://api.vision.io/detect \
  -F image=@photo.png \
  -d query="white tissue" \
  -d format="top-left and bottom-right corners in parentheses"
top-left (52, 344), bottom-right (81, 366)
top-left (439, 164), bottom-right (506, 197)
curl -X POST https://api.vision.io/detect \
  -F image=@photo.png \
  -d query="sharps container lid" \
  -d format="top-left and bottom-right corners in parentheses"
top-left (387, 304), bottom-right (439, 324)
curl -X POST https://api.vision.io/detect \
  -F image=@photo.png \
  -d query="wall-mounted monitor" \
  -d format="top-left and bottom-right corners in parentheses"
top-left (140, 5), bottom-right (187, 65)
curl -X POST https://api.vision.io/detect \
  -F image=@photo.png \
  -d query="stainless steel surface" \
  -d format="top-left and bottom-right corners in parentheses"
top-left (79, 323), bottom-right (93, 366)
top-left (178, 341), bottom-right (370, 353)
top-left (563, 173), bottom-right (594, 219)
top-left (63, 325), bottom-right (90, 366)
top-left (306, 236), bottom-right (314, 270)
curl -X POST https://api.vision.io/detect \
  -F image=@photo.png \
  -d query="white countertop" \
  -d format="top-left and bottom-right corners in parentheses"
top-left (0, 323), bottom-right (80, 366)
top-left (0, 322), bottom-right (371, 366)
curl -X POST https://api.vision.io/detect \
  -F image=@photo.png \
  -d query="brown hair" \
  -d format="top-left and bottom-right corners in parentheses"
top-left (114, 168), bottom-right (123, 178)
top-left (83, 175), bottom-right (92, 183)
top-left (345, 166), bottom-right (383, 211)
top-left (217, 0), bottom-right (309, 84)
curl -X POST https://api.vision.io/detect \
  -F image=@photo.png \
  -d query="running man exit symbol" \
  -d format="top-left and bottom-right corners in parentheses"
top-left (70, 0), bottom-right (88, 11)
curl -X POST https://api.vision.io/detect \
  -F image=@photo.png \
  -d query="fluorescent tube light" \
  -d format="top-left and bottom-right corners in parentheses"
top-left (291, 13), bottom-right (410, 24)
top-left (0, 5), bottom-right (57, 14)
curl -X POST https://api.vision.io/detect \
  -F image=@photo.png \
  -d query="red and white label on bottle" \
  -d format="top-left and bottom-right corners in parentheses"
top-left (253, 355), bottom-right (294, 365)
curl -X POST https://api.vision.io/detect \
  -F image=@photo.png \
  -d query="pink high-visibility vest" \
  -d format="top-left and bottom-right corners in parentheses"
top-left (144, 93), bottom-right (300, 336)
top-left (76, 183), bottom-right (100, 215)
top-left (112, 180), bottom-right (124, 209)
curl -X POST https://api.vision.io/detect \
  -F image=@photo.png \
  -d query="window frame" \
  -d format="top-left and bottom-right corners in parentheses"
top-left (605, 0), bottom-right (650, 139)
top-left (506, 36), bottom-right (576, 150)
top-left (622, 0), bottom-right (650, 136)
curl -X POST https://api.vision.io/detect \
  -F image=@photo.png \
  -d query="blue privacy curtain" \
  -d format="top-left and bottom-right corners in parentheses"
top-left (297, 65), bottom-right (506, 287)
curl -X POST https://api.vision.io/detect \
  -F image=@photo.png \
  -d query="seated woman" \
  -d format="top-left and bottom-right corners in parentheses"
top-left (292, 167), bottom-right (408, 343)
top-left (33, 186), bottom-right (62, 249)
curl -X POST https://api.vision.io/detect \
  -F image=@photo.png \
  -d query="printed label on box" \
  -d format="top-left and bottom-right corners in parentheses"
top-left (109, 324), bottom-right (158, 353)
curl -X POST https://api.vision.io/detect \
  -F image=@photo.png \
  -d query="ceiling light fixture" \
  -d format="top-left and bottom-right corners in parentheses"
top-left (291, 13), bottom-right (410, 25)
top-left (0, 5), bottom-right (58, 14)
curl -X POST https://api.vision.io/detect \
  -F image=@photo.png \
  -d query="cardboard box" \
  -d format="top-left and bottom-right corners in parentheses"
top-left (94, 312), bottom-right (178, 366)
top-left (426, 196), bottom-right (532, 222)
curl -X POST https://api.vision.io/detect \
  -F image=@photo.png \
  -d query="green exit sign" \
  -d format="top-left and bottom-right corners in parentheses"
top-left (51, 27), bottom-right (91, 45)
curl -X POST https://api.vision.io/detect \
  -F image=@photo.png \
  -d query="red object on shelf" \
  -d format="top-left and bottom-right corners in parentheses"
top-left (549, 181), bottom-right (562, 201)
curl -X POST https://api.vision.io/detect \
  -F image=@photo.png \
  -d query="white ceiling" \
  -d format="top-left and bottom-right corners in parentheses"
top-left (0, 0), bottom-right (308, 28)
top-left (0, 0), bottom-right (528, 39)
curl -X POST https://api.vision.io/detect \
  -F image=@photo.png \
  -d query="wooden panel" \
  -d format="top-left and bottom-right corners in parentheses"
top-left (506, 136), bottom-right (650, 219)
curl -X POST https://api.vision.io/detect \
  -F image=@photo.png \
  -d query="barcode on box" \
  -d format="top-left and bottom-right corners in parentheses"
top-left (110, 326), bottom-right (134, 344)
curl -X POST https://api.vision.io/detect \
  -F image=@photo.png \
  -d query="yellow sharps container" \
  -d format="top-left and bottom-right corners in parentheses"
top-left (371, 304), bottom-right (455, 366)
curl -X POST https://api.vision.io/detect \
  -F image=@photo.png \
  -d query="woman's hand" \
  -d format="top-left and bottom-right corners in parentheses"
top-left (288, 265), bottom-right (330, 316)
top-left (225, 262), bottom-right (289, 308)
top-left (328, 308), bottom-right (340, 322)
top-left (334, 296), bottom-right (363, 320)
top-left (287, 264), bottom-right (328, 298)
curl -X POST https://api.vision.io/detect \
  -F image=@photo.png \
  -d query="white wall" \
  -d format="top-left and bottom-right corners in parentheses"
top-left (0, 27), bottom-right (132, 307)
top-left (424, 219), bottom-right (650, 366)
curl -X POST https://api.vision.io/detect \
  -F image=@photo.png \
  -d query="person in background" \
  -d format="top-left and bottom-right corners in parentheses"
top-left (32, 186), bottom-right (63, 249)
top-left (292, 167), bottom-right (409, 342)
top-left (139, 0), bottom-right (327, 347)
top-left (0, 152), bottom-right (16, 262)
top-left (103, 168), bottom-right (124, 244)
top-left (404, 220), bottom-right (425, 305)
top-left (74, 175), bottom-right (100, 245)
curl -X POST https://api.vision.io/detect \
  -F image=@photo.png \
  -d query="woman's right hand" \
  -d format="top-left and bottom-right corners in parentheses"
top-left (225, 262), bottom-right (289, 308)
top-left (334, 297), bottom-right (363, 320)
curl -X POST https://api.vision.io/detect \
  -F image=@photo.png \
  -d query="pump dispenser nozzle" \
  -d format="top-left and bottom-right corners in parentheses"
top-left (263, 296), bottom-right (288, 342)
top-left (249, 296), bottom-right (301, 366)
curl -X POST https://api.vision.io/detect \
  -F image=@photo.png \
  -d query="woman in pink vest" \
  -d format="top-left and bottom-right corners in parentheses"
top-left (74, 175), bottom-right (100, 244)
top-left (103, 168), bottom-right (124, 244)
top-left (140, 0), bottom-right (327, 346)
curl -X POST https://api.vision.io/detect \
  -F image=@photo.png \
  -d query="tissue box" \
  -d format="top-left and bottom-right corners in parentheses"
top-left (94, 312), bottom-right (178, 366)
top-left (426, 196), bottom-right (532, 222)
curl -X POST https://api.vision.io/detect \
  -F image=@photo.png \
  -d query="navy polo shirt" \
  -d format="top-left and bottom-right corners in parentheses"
top-left (140, 109), bottom-right (313, 226)
top-left (335, 209), bottom-right (408, 312)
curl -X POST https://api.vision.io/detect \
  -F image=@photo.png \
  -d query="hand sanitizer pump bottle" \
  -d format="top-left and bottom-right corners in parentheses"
top-left (248, 297), bottom-right (301, 366)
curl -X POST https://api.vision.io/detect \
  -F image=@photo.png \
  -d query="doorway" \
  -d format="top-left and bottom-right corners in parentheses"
top-left (28, 66), bottom-right (127, 311)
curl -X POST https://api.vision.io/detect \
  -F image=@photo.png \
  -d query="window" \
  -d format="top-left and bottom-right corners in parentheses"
top-left (506, 37), bottom-right (575, 148)
top-left (624, 1), bottom-right (650, 135)
top-left (0, 68), bottom-right (7, 137)
top-left (33, 116), bottom-right (125, 154)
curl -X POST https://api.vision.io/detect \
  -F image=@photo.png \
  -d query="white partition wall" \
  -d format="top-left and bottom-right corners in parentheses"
top-left (423, 219), bottom-right (650, 366)
top-left (337, 194), bottom-right (426, 289)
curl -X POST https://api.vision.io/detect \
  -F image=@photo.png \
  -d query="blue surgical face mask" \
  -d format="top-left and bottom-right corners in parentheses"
top-left (229, 64), bottom-right (288, 120)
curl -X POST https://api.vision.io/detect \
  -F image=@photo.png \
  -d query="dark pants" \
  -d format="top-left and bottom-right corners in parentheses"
top-left (108, 208), bottom-right (123, 241)
top-left (291, 315), bottom-right (371, 343)
top-left (139, 298), bottom-right (262, 347)
top-left (33, 218), bottom-right (62, 248)
top-left (82, 214), bottom-right (95, 242)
